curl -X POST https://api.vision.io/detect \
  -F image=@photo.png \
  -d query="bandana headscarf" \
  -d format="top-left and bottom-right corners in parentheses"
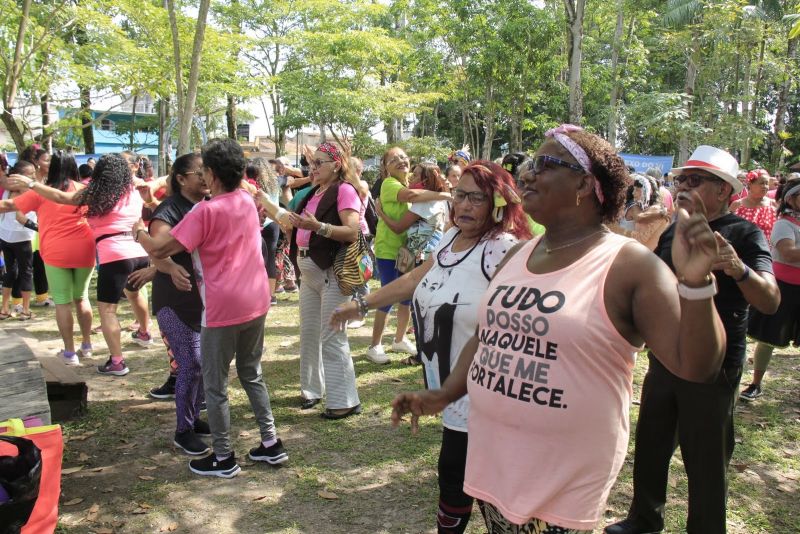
top-left (448, 145), bottom-right (471, 168)
top-left (633, 175), bottom-right (652, 209)
top-left (544, 124), bottom-right (605, 205)
top-left (317, 142), bottom-right (342, 162)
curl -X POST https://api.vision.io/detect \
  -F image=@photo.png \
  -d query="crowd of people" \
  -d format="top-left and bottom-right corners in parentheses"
top-left (0, 128), bottom-right (798, 533)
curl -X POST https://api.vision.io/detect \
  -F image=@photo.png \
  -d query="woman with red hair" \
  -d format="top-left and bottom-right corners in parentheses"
top-left (734, 169), bottom-right (777, 239)
top-left (331, 161), bottom-right (531, 534)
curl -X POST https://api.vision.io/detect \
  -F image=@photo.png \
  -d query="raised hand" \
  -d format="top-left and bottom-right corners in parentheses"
top-left (671, 191), bottom-right (718, 284)
top-left (711, 232), bottom-right (747, 279)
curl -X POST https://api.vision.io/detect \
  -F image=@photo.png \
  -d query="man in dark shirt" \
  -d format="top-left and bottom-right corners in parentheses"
top-left (607, 146), bottom-right (780, 534)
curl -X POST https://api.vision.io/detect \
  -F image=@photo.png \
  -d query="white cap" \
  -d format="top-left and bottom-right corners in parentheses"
top-left (671, 145), bottom-right (742, 194)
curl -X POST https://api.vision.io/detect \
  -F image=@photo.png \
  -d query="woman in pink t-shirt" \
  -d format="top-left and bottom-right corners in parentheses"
top-left (391, 126), bottom-right (727, 533)
top-left (8, 154), bottom-right (153, 377)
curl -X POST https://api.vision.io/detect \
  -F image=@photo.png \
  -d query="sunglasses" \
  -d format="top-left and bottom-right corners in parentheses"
top-left (311, 159), bottom-right (334, 168)
top-left (674, 173), bottom-right (720, 188)
top-left (516, 155), bottom-right (584, 187)
top-left (452, 188), bottom-right (489, 206)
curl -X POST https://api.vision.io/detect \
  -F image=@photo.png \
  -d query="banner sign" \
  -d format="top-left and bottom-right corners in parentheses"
top-left (619, 153), bottom-right (675, 176)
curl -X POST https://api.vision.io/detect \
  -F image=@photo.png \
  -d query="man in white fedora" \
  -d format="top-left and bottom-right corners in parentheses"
top-left (606, 146), bottom-right (780, 534)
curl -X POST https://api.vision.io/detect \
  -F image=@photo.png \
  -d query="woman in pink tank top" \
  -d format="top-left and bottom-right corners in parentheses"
top-left (391, 126), bottom-right (727, 533)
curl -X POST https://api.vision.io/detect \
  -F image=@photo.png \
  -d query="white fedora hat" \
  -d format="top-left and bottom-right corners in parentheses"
top-left (671, 145), bottom-right (742, 194)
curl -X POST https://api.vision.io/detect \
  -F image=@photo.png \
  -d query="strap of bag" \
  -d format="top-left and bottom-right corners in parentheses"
top-left (95, 231), bottom-right (132, 244)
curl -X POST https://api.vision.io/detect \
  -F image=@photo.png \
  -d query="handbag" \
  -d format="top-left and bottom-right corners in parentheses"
top-left (395, 245), bottom-right (416, 274)
top-left (0, 436), bottom-right (41, 534)
top-left (0, 419), bottom-right (63, 534)
top-left (333, 231), bottom-right (374, 295)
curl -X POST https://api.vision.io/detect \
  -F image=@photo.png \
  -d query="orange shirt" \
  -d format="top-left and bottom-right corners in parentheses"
top-left (13, 183), bottom-right (95, 268)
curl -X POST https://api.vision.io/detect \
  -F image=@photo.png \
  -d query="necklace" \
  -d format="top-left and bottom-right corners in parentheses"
top-left (314, 186), bottom-right (328, 197)
top-left (543, 227), bottom-right (607, 254)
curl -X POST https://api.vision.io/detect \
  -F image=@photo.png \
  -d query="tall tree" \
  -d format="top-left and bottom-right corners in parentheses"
top-left (564, 0), bottom-right (586, 124)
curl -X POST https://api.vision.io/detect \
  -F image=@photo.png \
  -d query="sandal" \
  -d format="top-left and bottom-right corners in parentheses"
top-left (399, 355), bottom-right (421, 366)
top-left (0, 311), bottom-right (11, 320)
top-left (17, 311), bottom-right (34, 321)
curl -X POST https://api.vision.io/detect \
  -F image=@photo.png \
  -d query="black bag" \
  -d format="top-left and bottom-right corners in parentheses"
top-left (0, 436), bottom-right (42, 534)
top-left (363, 196), bottom-right (379, 236)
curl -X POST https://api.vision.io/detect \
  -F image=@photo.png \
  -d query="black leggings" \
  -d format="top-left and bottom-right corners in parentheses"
top-left (32, 250), bottom-right (48, 295)
top-left (261, 222), bottom-right (280, 279)
top-left (1, 239), bottom-right (34, 295)
top-left (437, 428), bottom-right (473, 534)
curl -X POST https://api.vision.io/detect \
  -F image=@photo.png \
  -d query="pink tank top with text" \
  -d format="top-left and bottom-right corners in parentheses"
top-left (464, 233), bottom-right (641, 530)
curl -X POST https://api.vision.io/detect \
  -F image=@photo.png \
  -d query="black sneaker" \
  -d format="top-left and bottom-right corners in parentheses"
top-left (194, 419), bottom-right (211, 437)
top-left (200, 401), bottom-right (207, 412)
top-left (149, 375), bottom-right (176, 399)
top-left (189, 453), bottom-right (240, 478)
top-left (249, 438), bottom-right (288, 465)
top-left (174, 430), bottom-right (210, 456)
top-left (604, 518), bottom-right (662, 534)
top-left (739, 383), bottom-right (763, 402)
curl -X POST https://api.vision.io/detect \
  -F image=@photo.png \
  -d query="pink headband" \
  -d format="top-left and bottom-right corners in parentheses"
top-left (544, 124), bottom-right (605, 204)
top-left (317, 142), bottom-right (342, 162)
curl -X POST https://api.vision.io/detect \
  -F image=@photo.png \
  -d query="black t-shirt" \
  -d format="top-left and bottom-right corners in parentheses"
top-left (654, 213), bottom-right (773, 367)
top-left (149, 194), bottom-right (203, 332)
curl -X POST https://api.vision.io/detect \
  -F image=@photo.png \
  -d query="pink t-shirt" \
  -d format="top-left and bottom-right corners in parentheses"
top-left (89, 188), bottom-right (147, 264)
top-left (464, 234), bottom-right (641, 530)
top-left (171, 189), bottom-right (269, 328)
top-left (296, 183), bottom-right (362, 247)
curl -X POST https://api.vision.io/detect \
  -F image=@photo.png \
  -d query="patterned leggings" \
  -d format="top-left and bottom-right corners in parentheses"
top-left (156, 307), bottom-right (203, 433)
top-left (275, 233), bottom-right (296, 286)
top-left (478, 502), bottom-right (591, 534)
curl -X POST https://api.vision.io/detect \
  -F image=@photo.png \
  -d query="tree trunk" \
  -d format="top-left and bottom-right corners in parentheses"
top-left (319, 122), bottom-right (327, 143)
top-left (771, 37), bottom-right (797, 168)
top-left (564, 0), bottom-right (586, 124)
top-left (679, 33), bottom-right (700, 163)
top-left (1, 111), bottom-right (26, 153)
top-left (482, 84), bottom-right (495, 159)
top-left (158, 98), bottom-right (168, 175)
top-left (2, 0), bottom-right (31, 153)
top-left (40, 92), bottom-right (52, 152)
top-left (166, 0), bottom-right (184, 135)
top-left (607, 0), bottom-right (624, 147)
top-left (509, 100), bottom-right (522, 153)
top-left (130, 94), bottom-right (138, 151)
top-left (79, 85), bottom-right (95, 154)
top-left (749, 22), bottom-right (768, 126)
top-left (226, 94), bottom-right (237, 139)
top-left (741, 50), bottom-right (752, 166)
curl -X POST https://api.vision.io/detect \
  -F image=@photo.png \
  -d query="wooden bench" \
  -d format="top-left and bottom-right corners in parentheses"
top-left (38, 356), bottom-right (87, 421)
top-left (0, 330), bottom-right (51, 424)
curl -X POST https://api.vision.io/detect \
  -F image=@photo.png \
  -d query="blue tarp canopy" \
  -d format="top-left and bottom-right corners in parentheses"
top-left (619, 153), bottom-right (675, 176)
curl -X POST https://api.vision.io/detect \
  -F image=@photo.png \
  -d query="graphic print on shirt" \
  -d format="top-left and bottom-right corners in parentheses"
top-left (470, 283), bottom-right (568, 409)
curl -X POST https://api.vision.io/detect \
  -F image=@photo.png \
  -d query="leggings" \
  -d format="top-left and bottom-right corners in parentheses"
top-left (42, 264), bottom-right (92, 305)
top-left (261, 222), bottom-right (280, 279)
top-left (437, 428), bottom-right (473, 534)
top-left (156, 307), bottom-right (203, 433)
top-left (32, 250), bottom-right (48, 295)
top-left (478, 501), bottom-right (591, 534)
top-left (1, 239), bottom-right (33, 295)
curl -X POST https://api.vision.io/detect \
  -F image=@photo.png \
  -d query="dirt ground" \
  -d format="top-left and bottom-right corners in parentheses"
top-left (4, 292), bottom-right (799, 534)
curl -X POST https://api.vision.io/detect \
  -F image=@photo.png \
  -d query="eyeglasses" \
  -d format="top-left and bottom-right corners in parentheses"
top-left (453, 188), bottom-right (489, 205)
top-left (386, 155), bottom-right (409, 166)
top-left (311, 159), bottom-right (334, 168)
top-left (182, 170), bottom-right (203, 178)
top-left (674, 173), bottom-right (719, 188)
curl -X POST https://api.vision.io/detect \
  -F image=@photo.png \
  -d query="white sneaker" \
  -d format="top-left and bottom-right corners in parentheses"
top-left (391, 338), bottom-right (416, 354)
top-left (12, 304), bottom-right (23, 315)
top-left (366, 345), bottom-right (390, 364)
top-left (347, 319), bottom-right (366, 329)
top-left (33, 298), bottom-right (55, 307)
top-left (57, 350), bottom-right (80, 366)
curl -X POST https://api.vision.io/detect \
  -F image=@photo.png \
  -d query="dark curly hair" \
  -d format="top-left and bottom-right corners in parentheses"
top-left (564, 130), bottom-right (629, 223)
top-left (202, 139), bottom-right (246, 192)
top-left (46, 153), bottom-right (79, 192)
top-left (457, 161), bottom-right (533, 241)
top-left (501, 152), bottom-right (530, 179)
top-left (170, 153), bottom-right (203, 195)
top-left (78, 153), bottom-right (133, 217)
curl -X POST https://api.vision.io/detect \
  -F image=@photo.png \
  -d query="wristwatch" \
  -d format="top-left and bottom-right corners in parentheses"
top-left (677, 274), bottom-right (717, 300)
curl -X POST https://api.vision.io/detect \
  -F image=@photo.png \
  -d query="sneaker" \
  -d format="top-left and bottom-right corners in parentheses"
top-left (194, 419), bottom-right (211, 437)
top-left (77, 343), bottom-right (93, 359)
top-left (391, 337), bottom-right (416, 354)
top-left (200, 401), bottom-right (207, 412)
top-left (604, 518), bottom-right (663, 534)
top-left (283, 284), bottom-right (298, 293)
top-left (97, 358), bottom-right (130, 376)
top-left (174, 430), bottom-right (210, 456)
top-left (739, 383), bottom-right (763, 402)
top-left (366, 345), bottom-right (390, 364)
top-left (271, 295), bottom-right (278, 305)
top-left (149, 375), bottom-right (176, 399)
top-left (189, 453), bottom-right (240, 478)
top-left (33, 297), bottom-right (54, 307)
top-left (131, 330), bottom-right (153, 347)
top-left (249, 439), bottom-right (288, 465)
top-left (347, 319), bottom-right (365, 329)
top-left (57, 350), bottom-right (80, 366)
top-left (12, 304), bottom-right (23, 315)
top-left (274, 285), bottom-right (286, 294)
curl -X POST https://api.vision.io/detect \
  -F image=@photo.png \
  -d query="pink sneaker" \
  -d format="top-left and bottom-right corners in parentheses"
top-left (131, 330), bottom-right (153, 347)
top-left (97, 358), bottom-right (129, 376)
